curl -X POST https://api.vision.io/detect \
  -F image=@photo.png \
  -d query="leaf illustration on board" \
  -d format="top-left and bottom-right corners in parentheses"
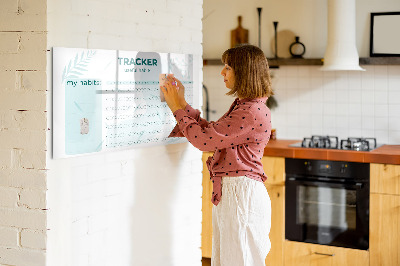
top-left (62, 50), bottom-right (97, 83)
top-left (74, 101), bottom-right (84, 113)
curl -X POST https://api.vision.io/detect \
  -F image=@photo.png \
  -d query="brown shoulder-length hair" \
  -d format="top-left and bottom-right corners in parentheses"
top-left (221, 44), bottom-right (273, 99)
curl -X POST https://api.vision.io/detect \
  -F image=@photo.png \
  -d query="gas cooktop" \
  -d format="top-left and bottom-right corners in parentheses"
top-left (289, 135), bottom-right (383, 151)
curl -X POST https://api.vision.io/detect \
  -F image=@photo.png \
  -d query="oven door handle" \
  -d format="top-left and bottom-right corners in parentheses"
top-left (287, 177), bottom-right (364, 189)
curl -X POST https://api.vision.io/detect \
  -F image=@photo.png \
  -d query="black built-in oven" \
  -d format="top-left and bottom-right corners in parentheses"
top-left (285, 158), bottom-right (369, 250)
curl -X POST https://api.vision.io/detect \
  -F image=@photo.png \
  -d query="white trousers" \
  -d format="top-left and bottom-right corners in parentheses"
top-left (212, 176), bottom-right (271, 266)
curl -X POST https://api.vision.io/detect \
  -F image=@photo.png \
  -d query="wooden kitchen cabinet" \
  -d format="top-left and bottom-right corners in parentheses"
top-left (261, 156), bottom-right (285, 186)
top-left (201, 154), bottom-right (286, 265)
top-left (284, 241), bottom-right (369, 266)
top-left (262, 156), bottom-right (285, 266)
top-left (202, 152), bottom-right (213, 258)
top-left (370, 193), bottom-right (400, 266)
top-left (370, 163), bottom-right (400, 195)
top-left (370, 163), bottom-right (400, 266)
top-left (264, 184), bottom-right (285, 266)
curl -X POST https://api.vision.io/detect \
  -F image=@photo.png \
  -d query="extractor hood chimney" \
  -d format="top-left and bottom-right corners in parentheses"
top-left (320, 0), bottom-right (365, 71)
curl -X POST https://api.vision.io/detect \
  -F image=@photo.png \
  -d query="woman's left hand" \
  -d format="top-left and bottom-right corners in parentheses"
top-left (160, 76), bottom-right (185, 113)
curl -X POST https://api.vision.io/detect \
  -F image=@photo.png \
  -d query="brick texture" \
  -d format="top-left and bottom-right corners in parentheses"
top-left (19, 189), bottom-right (47, 209)
top-left (0, 247), bottom-right (46, 266)
top-left (46, 0), bottom-right (204, 265)
top-left (21, 229), bottom-right (46, 249)
top-left (0, 0), bottom-right (47, 264)
top-left (0, 227), bottom-right (19, 247)
top-left (0, 169), bottom-right (47, 189)
top-left (0, 208), bottom-right (46, 230)
top-left (0, 187), bottom-right (19, 208)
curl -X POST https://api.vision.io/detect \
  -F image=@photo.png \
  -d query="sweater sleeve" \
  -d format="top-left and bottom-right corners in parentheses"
top-left (168, 104), bottom-right (210, 137)
top-left (172, 106), bottom-right (256, 152)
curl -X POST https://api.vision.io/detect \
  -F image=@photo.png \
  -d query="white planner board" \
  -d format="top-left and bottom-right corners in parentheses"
top-left (52, 47), bottom-right (199, 158)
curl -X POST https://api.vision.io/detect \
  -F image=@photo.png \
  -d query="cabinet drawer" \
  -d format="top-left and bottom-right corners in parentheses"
top-left (284, 241), bottom-right (369, 266)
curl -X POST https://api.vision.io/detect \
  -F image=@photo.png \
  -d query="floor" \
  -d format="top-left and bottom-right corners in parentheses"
top-left (202, 257), bottom-right (211, 266)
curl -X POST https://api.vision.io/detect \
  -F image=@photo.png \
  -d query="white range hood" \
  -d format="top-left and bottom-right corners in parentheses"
top-left (320, 0), bottom-right (365, 71)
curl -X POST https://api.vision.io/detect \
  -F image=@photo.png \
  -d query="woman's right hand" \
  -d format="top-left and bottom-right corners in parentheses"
top-left (169, 76), bottom-right (187, 108)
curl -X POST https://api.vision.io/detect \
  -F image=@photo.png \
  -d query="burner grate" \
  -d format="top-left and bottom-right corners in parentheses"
top-left (297, 136), bottom-right (378, 151)
top-left (301, 135), bottom-right (339, 149)
top-left (340, 137), bottom-right (377, 151)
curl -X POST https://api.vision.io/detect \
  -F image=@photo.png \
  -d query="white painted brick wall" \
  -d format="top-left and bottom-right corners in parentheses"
top-left (0, 0), bottom-right (46, 32)
top-left (0, 208), bottom-right (46, 230)
top-left (0, 93), bottom-right (46, 114)
top-left (0, 110), bottom-right (47, 130)
top-left (0, 0), bottom-right (48, 265)
top-left (0, 247), bottom-right (46, 266)
top-left (0, 130), bottom-right (46, 150)
top-left (46, 1), bottom-right (203, 266)
top-left (0, 187), bottom-right (19, 208)
top-left (19, 189), bottom-right (47, 209)
top-left (0, 227), bottom-right (19, 247)
top-left (21, 229), bottom-right (47, 250)
top-left (0, 169), bottom-right (47, 190)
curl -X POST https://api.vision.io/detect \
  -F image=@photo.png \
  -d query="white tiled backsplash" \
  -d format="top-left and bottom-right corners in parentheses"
top-left (203, 65), bottom-right (400, 145)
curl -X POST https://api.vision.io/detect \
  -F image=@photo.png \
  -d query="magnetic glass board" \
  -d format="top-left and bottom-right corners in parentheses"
top-left (53, 47), bottom-right (200, 158)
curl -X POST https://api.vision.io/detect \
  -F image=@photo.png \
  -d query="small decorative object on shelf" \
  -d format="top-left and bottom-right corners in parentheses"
top-left (273, 21), bottom-right (279, 58)
top-left (270, 129), bottom-right (277, 140)
top-left (266, 95), bottom-right (278, 110)
top-left (266, 73), bottom-right (278, 110)
top-left (257, 8), bottom-right (262, 48)
top-left (231, 16), bottom-right (249, 48)
top-left (289, 36), bottom-right (306, 58)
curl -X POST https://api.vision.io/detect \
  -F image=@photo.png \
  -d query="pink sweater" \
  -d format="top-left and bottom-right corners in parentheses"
top-left (169, 97), bottom-right (271, 205)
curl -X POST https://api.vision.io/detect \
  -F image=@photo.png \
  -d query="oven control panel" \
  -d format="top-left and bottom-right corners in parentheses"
top-left (286, 158), bottom-right (369, 180)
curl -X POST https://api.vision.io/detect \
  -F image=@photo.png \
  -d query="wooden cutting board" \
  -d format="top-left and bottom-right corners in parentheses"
top-left (231, 16), bottom-right (249, 48)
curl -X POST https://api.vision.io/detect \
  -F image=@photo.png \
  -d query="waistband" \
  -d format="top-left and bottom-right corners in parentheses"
top-left (222, 176), bottom-right (250, 184)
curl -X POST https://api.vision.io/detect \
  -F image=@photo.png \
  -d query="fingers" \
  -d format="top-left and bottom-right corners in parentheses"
top-left (164, 79), bottom-right (178, 93)
top-left (160, 85), bottom-right (167, 95)
top-left (161, 75), bottom-right (182, 99)
top-left (175, 78), bottom-right (183, 87)
top-left (160, 80), bottom-right (178, 97)
top-left (166, 76), bottom-right (178, 87)
top-left (171, 77), bottom-right (184, 90)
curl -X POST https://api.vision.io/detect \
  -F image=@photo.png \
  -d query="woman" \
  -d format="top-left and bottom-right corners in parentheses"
top-left (161, 44), bottom-right (273, 266)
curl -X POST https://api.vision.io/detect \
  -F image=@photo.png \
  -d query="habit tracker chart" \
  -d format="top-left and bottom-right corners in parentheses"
top-left (53, 47), bottom-right (199, 158)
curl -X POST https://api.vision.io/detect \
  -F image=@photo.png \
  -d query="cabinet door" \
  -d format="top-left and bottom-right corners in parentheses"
top-left (284, 241), bottom-right (369, 266)
top-left (261, 156), bottom-right (285, 186)
top-left (370, 193), bottom-right (400, 266)
top-left (264, 184), bottom-right (284, 266)
top-left (202, 152), bottom-right (213, 258)
top-left (370, 163), bottom-right (400, 195)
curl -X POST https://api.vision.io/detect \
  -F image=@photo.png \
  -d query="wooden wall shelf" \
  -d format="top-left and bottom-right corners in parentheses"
top-left (203, 58), bottom-right (323, 67)
top-left (203, 57), bottom-right (400, 67)
top-left (268, 58), bottom-right (323, 67)
top-left (359, 57), bottom-right (400, 65)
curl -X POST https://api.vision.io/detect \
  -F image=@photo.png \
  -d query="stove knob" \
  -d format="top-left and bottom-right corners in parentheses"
top-left (305, 161), bottom-right (312, 171)
top-left (340, 164), bottom-right (347, 174)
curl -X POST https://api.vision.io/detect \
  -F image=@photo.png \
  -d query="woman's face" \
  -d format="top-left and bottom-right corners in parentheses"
top-left (220, 64), bottom-right (235, 89)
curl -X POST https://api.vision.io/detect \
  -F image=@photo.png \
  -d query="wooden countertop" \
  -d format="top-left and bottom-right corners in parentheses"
top-left (263, 139), bottom-right (400, 165)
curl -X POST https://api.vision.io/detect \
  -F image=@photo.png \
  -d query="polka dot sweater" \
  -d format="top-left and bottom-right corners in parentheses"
top-left (169, 97), bottom-right (272, 206)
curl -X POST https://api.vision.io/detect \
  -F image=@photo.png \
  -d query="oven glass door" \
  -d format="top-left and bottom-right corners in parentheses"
top-left (298, 185), bottom-right (356, 230)
top-left (286, 179), bottom-right (369, 250)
